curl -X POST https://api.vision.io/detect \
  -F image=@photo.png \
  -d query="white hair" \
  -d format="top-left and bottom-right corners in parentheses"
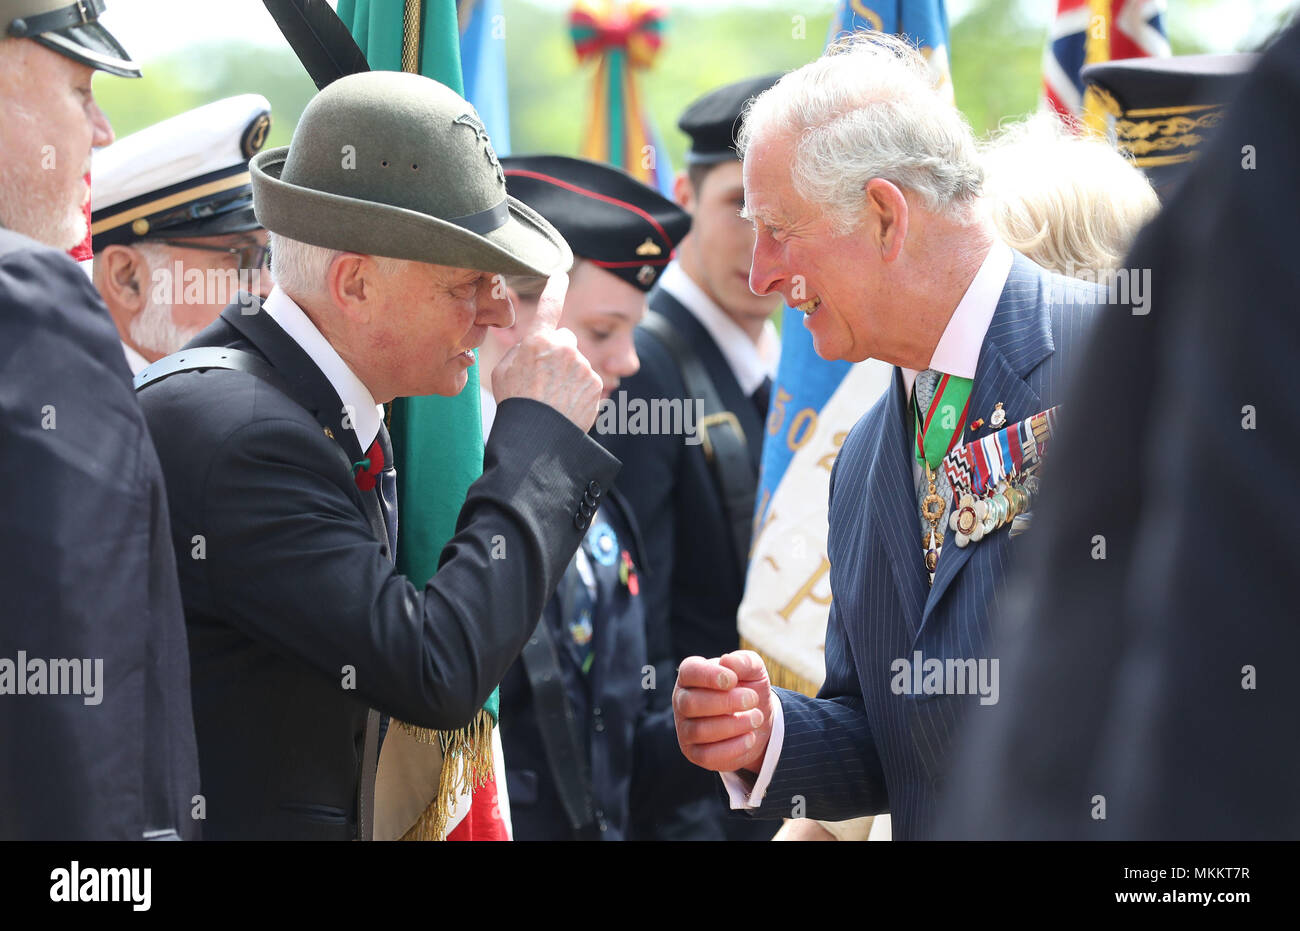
top-left (269, 232), bottom-right (408, 299)
top-left (126, 242), bottom-right (205, 356)
top-left (979, 112), bottom-right (1159, 276)
top-left (737, 32), bottom-right (983, 234)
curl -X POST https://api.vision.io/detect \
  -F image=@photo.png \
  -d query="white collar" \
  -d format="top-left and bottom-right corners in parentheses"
top-left (658, 260), bottom-right (780, 396)
top-left (121, 341), bottom-right (150, 376)
top-left (902, 240), bottom-right (1014, 402)
top-left (261, 286), bottom-right (384, 451)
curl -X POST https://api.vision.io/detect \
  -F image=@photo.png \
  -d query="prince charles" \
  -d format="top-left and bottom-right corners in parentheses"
top-left (671, 34), bottom-right (1105, 839)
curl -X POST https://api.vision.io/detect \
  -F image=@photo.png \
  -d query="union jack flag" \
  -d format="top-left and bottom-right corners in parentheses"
top-left (1043, 0), bottom-right (1170, 129)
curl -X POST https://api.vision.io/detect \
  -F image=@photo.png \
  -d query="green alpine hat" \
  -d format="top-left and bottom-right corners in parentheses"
top-left (251, 71), bottom-right (572, 278)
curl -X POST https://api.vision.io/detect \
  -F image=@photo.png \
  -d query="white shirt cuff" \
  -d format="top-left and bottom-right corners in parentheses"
top-left (719, 693), bottom-right (785, 809)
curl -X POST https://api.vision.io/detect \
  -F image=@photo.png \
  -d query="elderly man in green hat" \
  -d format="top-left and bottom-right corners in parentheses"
top-left (135, 70), bottom-right (621, 840)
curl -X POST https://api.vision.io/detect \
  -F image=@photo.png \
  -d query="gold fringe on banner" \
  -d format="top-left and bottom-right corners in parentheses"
top-left (739, 637), bottom-right (822, 699)
top-left (396, 707), bottom-right (496, 841)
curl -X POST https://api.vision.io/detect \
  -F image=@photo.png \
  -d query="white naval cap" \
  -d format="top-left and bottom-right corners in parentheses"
top-left (91, 94), bottom-right (272, 251)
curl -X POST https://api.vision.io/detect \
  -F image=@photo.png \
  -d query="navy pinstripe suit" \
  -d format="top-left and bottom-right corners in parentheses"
top-left (745, 252), bottom-right (1103, 839)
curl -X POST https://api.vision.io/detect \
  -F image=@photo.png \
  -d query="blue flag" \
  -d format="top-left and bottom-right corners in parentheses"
top-left (458, 0), bottom-right (511, 154)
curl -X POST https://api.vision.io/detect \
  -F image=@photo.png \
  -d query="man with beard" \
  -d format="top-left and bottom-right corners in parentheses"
top-left (0, 0), bottom-right (200, 839)
top-left (91, 95), bottom-right (274, 374)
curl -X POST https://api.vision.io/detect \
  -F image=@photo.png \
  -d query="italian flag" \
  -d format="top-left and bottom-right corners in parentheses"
top-left (338, 0), bottom-right (510, 842)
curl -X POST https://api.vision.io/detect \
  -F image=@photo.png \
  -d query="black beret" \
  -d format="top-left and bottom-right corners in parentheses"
top-left (1082, 53), bottom-right (1255, 197)
top-left (677, 73), bottom-right (783, 165)
top-left (502, 155), bottom-right (691, 293)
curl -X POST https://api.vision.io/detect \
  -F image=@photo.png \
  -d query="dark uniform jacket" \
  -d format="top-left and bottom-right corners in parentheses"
top-left (136, 299), bottom-right (619, 840)
top-left (0, 229), bottom-right (200, 840)
top-left (598, 286), bottom-right (768, 841)
top-left (499, 489), bottom-right (701, 840)
top-left (939, 25), bottom-right (1300, 840)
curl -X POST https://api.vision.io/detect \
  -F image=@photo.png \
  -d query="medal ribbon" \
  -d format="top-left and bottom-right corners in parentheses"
top-left (912, 373), bottom-right (974, 470)
top-left (981, 433), bottom-right (1007, 488)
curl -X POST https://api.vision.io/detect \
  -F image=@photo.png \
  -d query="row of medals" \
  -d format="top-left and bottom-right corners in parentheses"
top-left (921, 466), bottom-right (1040, 576)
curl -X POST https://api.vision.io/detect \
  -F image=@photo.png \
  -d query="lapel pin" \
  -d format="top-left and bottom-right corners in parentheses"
top-left (989, 402), bottom-right (1007, 429)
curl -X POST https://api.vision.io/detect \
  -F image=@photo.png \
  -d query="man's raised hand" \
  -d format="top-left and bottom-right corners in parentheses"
top-left (673, 650), bottom-right (776, 774)
top-left (492, 272), bottom-right (603, 431)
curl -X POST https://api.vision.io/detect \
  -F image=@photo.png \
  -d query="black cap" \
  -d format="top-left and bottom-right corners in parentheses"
top-left (3, 0), bottom-right (140, 78)
top-left (502, 155), bottom-right (691, 293)
top-left (678, 73), bottom-right (783, 165)
top-left (1082, 53), bottom-right (1255, 197)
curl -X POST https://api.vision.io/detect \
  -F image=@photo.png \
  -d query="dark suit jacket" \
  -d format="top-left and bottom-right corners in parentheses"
top-left (0, 229), bottom-right (199, 840)
top-left (598, 285), bottom-right (768, 840)
top-left (938, 25), bottom-right (1300, 840)
top-left (137, 299), bottom-right (619, 840)
top-left (742, 253), bottom-right (1102, 839)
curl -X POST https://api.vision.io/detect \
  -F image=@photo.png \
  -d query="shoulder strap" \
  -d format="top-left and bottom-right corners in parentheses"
top-left (133, 346), bottom-right (289, 395)
top-left (639, 311), bottom-right (757, 570)
top-left (518, 607), bottom-right (598, 837)
top-left (133, 344), bottom-right (383, 842)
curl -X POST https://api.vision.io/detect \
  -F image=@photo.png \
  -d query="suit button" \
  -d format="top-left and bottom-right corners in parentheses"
top-left (595, 808), bottom-right (607, 832)
top-left (594, 719), bottom-right (605, 733)
top-left (574, 513), bottom-right (587, 530)
top-left (587, 480), bottom-right (602, 498)
top-left (592, 705), bottom-right (602, 717)
top-left (579, 501), bottom-right (595, 519)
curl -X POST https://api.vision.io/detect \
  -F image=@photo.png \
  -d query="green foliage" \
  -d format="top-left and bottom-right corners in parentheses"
top-left (504, 0), bottom-right (836, 165)
top-left (87, 0), bottom-right (1255, 165)
top-left (94, 40), bottom-right (318, 148)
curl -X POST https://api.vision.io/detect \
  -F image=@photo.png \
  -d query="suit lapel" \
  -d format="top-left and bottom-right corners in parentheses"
top-left (871, 368), bottom-right (930, 637)
top-left (922, 253), bottom-right (1054, 622)
top-left (650, 289), bottom-right (765, 469)
top-left (219, 301), bottom-right (389, 549)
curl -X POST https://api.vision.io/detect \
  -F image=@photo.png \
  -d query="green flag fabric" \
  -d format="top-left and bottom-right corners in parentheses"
top-left (337, 0), bottom-right (498, 840)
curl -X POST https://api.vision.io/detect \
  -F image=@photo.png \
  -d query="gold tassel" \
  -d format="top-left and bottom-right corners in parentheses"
top-left (739, 637), bottom-right (822, 699)
top-left (396, 708), bottom-right (497, 841)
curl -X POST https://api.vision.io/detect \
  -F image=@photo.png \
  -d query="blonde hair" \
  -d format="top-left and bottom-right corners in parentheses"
top-left (980, 113), bottom-right (1158, 276)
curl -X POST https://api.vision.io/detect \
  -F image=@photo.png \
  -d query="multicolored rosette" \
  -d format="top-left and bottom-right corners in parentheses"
top-left (569, 0), bottom-right (672, 193)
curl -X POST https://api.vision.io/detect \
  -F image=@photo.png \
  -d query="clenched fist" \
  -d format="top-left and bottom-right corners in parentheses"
top-left (492, 273), bottom-right (603, 432)
top-left (673, 651), bottom-right (777, 774)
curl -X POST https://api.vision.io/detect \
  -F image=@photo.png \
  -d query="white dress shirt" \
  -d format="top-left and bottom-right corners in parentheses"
top-left (121, 341), bottom-right (149, 376)
top-left (261, 286), bottom-right (385, 453)
top-left (720, 240), bottom-right (1015, 812)
top-left (479, 383), bottom-right (498, 438)
top-left (657, 261), bottom-right (780, 395)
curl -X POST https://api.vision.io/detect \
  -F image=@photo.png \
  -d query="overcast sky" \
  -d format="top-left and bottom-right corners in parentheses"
top-left (98, 0), bottom-right (1293, 61)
